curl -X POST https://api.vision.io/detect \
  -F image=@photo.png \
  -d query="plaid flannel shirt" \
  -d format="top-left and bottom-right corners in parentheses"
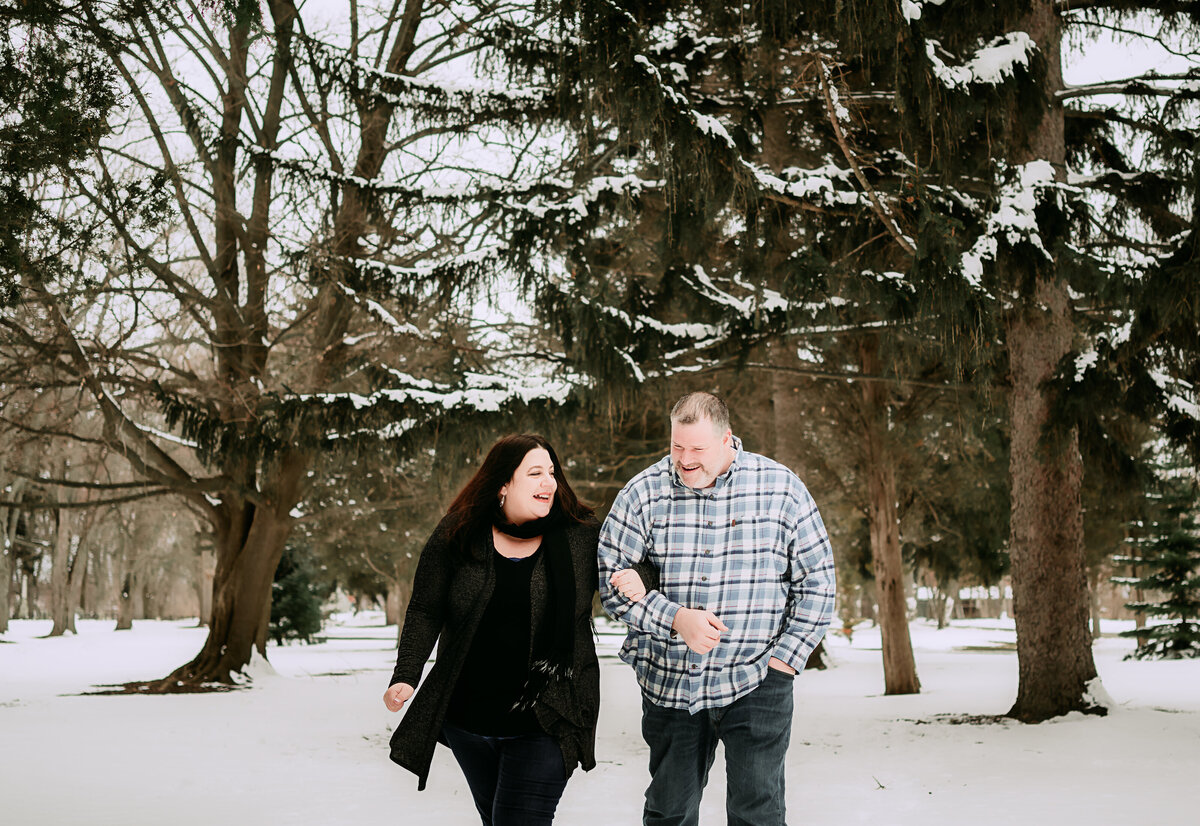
top-left (598, 436), bottom-right (836, 713)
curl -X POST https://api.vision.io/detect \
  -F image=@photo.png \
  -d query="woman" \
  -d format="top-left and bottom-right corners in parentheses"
top-left (383, 434), bottom-right (650, 825)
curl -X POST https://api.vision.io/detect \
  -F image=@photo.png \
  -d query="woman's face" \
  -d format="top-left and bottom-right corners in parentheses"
top-left (500, 447), bottom-right (557, 524)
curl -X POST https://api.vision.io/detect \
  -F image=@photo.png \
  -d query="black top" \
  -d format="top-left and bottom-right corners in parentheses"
top-left (445, 545), bottom-right (543, 735)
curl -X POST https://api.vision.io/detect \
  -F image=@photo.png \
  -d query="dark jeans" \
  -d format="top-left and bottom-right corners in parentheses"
top-left (442, 723), bottom-right (569, 826)
top-left (641, 667), bottom-right (795, 826)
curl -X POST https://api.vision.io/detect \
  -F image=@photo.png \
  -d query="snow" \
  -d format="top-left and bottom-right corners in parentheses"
top-left (960, 160), bottom-right (1060, 287)
top-left (926, 33), bottom-right (1037, 90)
top-left (900, 0), bottom-right (948, 23)
top-left (2, 614), bottom-right (1197, 825)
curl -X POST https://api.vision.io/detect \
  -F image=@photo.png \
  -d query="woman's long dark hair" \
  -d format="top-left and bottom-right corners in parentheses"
top-left (443, 434), bottom-right (592, 552)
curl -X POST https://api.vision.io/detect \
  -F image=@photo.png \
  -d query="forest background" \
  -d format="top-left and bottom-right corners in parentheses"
top-left (1, 0), bottom-right (1198, 727)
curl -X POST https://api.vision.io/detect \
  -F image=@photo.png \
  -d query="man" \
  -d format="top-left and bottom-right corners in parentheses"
top-left (600, 391), bottom-right (836, 826)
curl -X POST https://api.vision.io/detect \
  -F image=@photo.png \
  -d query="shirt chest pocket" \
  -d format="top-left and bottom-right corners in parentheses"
top-left (728, 513), bottom-right (787, 579)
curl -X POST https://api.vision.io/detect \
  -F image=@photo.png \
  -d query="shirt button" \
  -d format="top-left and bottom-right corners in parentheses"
top-left (704, 549), bottom-right (711, 555)
top-left (697, 605), bottom-right (705, 610)
top-left (707, 520), bottom-right (713, 526)
top-left (701, 576), bottom-right (708, 582)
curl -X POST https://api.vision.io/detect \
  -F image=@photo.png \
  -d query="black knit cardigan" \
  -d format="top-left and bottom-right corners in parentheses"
top-left (388, 515), bottom-right (654, 790)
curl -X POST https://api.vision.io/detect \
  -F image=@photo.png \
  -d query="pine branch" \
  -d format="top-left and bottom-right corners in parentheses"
top-left (814, 58), bottom-right (916, 257)
top-left (1059, 76), bottom-right (1200, 100)
top-left (2, 467), bottom-right (160, 490)
top-left (697, 362), bottom-right (964, 391)
top-left (0, 488), bottom-right (176, 509)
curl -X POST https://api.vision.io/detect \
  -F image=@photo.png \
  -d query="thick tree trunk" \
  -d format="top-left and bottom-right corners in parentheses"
top-left (1006, 281), bottom-right (1100, 720)
top-left (142, 455), bottom-right (306, 690)
top-left (860, 341), bottom-right (920, 694)
top-left (1005, 0), bottom-right (1103, 723)
top-left (148, 508), bottom-right (289, 687)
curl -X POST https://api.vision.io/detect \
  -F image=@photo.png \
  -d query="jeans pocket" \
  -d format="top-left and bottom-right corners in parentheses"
top-left (765, 664), bottom-right (796, 681)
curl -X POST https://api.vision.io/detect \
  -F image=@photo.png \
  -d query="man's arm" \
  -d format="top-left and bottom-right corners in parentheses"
top-left (771, 484), bottom-right (837, 673)
top-left (597, 485), bottom-right (682, 639)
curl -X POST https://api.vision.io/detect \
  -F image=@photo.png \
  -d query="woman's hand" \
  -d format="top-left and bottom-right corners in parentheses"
top-left (383, 682), bottom-right (415, 712)
top-left (610, 568), bottom-right (648, 602)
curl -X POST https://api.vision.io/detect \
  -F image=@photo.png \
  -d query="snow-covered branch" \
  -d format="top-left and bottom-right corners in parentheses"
top-left (1058, 75), bottom-right (1200, 100)
top-left (924, 33), bottom-right (1038, 91)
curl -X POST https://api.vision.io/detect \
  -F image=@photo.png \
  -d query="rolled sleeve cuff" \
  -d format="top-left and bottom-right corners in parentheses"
top-left (772, 629), bottom-right (828, 673)
top-left (618, 590), bottom-right (682, 640)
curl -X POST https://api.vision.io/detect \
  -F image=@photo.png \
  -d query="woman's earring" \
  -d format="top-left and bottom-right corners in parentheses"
top-left (499, 494), bottom-right (506, 508)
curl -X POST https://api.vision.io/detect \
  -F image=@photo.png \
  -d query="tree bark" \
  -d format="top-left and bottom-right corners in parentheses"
top-left (0, 480), bottom-right (23, 634)
top-left (1089, 566), bottom-right (1104, 640)
top-left (48, 509), bottom-right (74, 636)
top-left (64, 542), bottom-right (88, 633)
top-left (116, 571), bottom-right (136, 630)
top-left (196, 547), bottom-right (215, 627)
top-left (1005, 0), bottom-right (1103, 722)
top-left (148, 453), bottom-right (306, 688)
top-left (1006, 279), bottom-right (1100, 719)
top-left (860, 340), bottom-right (920, 694)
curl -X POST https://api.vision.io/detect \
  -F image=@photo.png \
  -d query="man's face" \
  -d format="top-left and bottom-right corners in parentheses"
top-left (670, 419), bottom-right (732, 489)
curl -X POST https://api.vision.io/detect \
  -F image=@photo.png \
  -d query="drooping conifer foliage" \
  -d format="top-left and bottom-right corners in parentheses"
top-left (0, 0), bottom-right (120, 306)
top-left (509, 1), bottom-right (1199, 718)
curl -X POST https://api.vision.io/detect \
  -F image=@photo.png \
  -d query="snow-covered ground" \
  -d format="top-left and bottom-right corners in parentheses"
top-left (1, 613), bottom-right (1196, 825)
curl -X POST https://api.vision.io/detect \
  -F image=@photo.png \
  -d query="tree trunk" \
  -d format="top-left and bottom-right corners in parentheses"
top-left (860, 341), bottom-right (920, 695)
top-left (1089, 567), bottom-right (1104, 640)
top-left (385, 584), bottom-right (400, 626)
top-left (48, 510), bottom-right (74, 636)
top-left (1006, 278), bottom-right (1100, 720)
top-left (805, 640), bottom-right (827, 670)
top-left (116, 571), bottom-right (136, 630)
top-left (64, 542), bottom-right (88, 634)
top-left (0, 541), bottom-right (8, 634)
top-left (0, 490), bottom-right (21, 634)
top-left (947, 577), bottom-right (961, 623)
top-left (865, 457), bottom-right (921, 694)
top-left (196, 547), bottom-right (215, 627)
top-left (933, 588), bottom-right (948, 630)
top-left (1005, 0), bottom-right (1103, 723)
top-left (143, 455), bottom-right (306, 690)
top-left (256, 583), bottom-right (272, 654)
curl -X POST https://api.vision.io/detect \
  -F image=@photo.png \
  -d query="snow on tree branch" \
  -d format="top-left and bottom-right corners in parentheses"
top-left (924, 33), bottom-right (1038, 90)
top-left (960, 160), bottom-right (1061, 288)
top-left (901, 0), bottom-right (949, 23)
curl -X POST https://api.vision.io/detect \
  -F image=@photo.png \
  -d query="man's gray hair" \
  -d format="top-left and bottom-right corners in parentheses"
top-left (670, 392), bottom-right (730, 431)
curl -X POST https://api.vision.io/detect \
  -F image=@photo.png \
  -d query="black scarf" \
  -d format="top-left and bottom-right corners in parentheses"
top-left (494, 507), bottom-right (576, 712)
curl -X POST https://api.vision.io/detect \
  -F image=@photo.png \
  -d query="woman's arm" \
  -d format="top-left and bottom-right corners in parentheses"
top-left (388, 518), bottom-right (456, 689)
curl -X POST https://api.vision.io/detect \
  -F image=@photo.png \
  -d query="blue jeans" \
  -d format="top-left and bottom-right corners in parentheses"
top-left (442, 723), bottom-right (568, 826)
top-left (641, 667), bottom-right (794, 826)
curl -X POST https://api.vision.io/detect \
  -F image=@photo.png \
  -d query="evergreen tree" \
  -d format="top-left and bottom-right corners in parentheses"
top-left (0, 0), bottom-right (119, 306)
top-left (513, 0), bottom-right (1199, 718)
top-left (494, 0), bottom-right (975, 696)
top-left (269, 540), bottom-right (326, 645)
top-left (1114, 455), bottom-right (1200, 659)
